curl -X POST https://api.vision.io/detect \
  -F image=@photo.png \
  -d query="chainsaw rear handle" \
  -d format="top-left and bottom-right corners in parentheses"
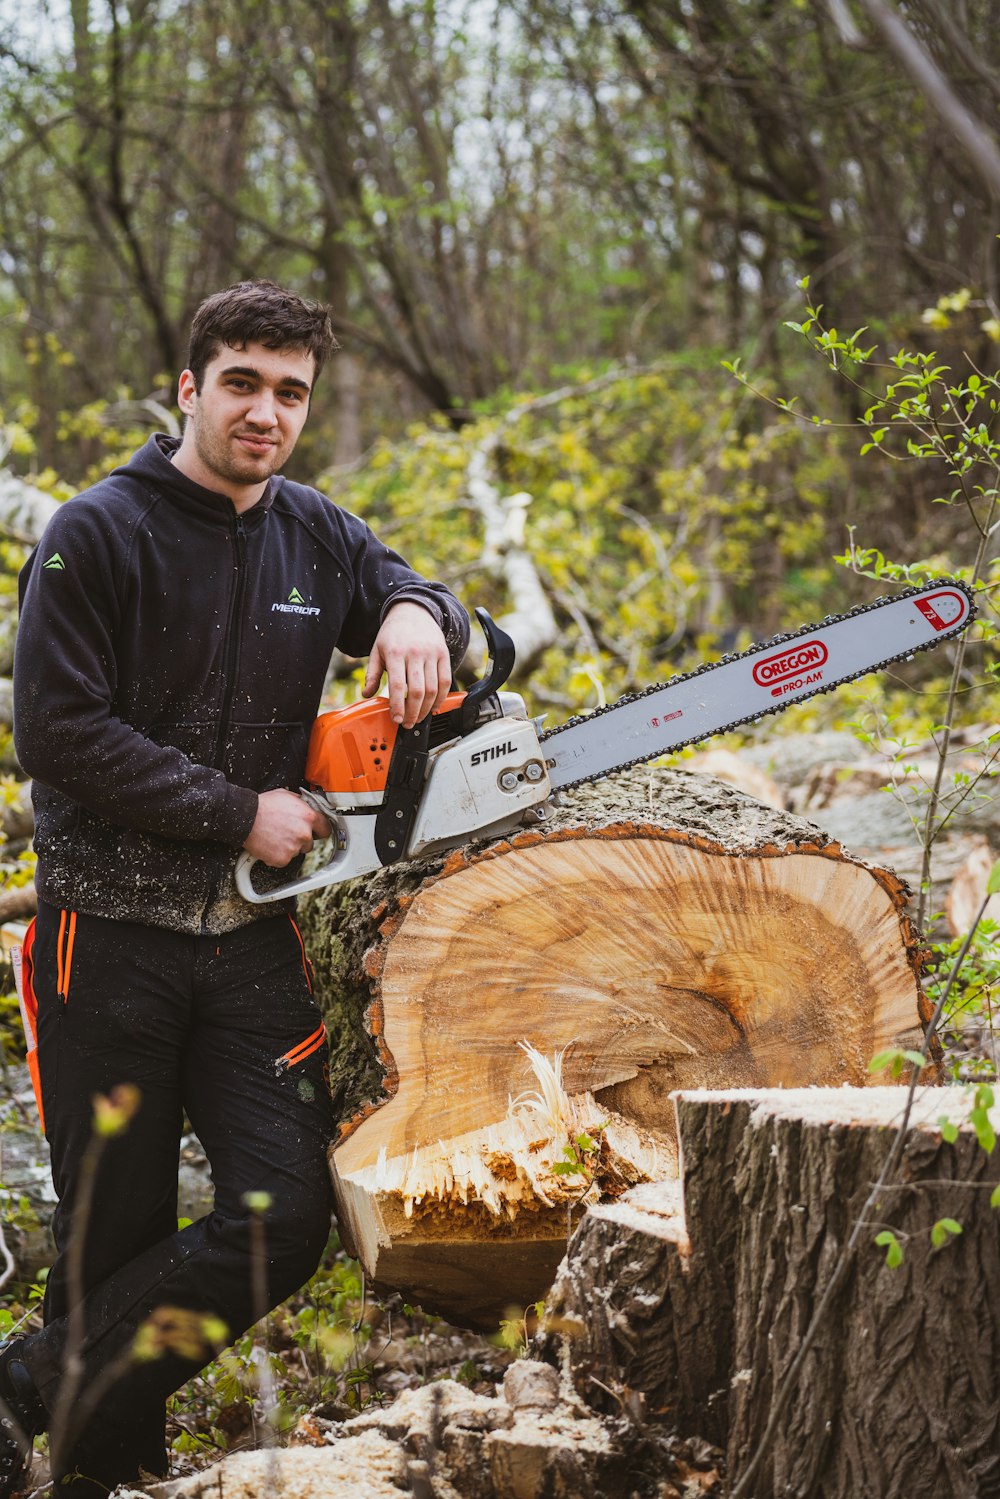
top-left (234, 608), bottom-right (519, 904)
top-left (234, 811), bottom-right (383, 903)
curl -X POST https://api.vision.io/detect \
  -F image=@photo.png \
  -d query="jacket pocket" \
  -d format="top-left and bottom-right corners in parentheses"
top-left (222, 721), bottom-right (310, 792)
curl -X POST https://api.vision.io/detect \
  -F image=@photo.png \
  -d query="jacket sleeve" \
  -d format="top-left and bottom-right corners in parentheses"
top-left (331, 510), bottom-right (471, 666)
top-left (13, 501), bottom-right (258, 846)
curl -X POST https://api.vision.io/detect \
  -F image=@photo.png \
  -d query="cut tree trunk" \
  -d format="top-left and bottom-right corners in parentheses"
top-left (539, 1086), bottom-right (1000, 1499)
top-left (298, 767), bottom-right (930, 1329)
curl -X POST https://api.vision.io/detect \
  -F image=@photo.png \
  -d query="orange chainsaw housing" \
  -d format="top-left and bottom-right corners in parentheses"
top-left (305, 692), bottom-right (467, 797)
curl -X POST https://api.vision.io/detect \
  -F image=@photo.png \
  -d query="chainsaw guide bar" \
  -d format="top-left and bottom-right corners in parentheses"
top-left (541, 578), bottom-right (976, 792)
top-left (234, 578), bottom-right (975, 903)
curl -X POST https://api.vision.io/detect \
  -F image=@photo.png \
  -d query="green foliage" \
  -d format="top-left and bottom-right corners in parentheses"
top-left (868, 1049), bottom-right (927, 1081)
top-left (167, 1242), bottom-right (378, 1451)
top-left (938, 1083), bottom-right (996, 1152)
top-left (968, 1084), bottom-right (996, 1154)
top-left (496, 1301), bottom-right (545, 1356)
top-left (928, 920), bottom-right (1000, 1071)
top-left (736, 293), bottom-right (999, 986)
top-left (874, 1229), bottom-right (904, 1269)
top-left (551, 1126), bottom-right (606, 1178)
top-left (321, 360), bottom-right (853, 718)
top-left (930, 1216), bottom-right (963, 1250)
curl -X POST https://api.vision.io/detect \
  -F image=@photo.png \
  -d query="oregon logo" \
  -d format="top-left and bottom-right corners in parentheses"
top-left (752, 640), bottom-right (828, 687)
top-left (42, 553), bottom-right (65, 571)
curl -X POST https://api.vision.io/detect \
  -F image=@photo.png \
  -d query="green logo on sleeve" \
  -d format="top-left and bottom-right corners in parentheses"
top-left (42, 553), bottom-right (65, 570)
top-left (288, 587), bottom-right (305, 604)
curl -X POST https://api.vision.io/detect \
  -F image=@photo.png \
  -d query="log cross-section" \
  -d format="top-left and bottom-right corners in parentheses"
top-left (298, 767), bottom-right (928, 1327)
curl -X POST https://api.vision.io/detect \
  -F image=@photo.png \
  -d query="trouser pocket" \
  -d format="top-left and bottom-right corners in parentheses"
top-left (274, 1020), bottom-right (327, 1075)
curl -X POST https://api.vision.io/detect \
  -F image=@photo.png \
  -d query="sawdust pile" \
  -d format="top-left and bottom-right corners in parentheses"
top-left (142, 1430), bottom-right (410, 1498)
top-left (138, 1360), bottom-right (701, 1499)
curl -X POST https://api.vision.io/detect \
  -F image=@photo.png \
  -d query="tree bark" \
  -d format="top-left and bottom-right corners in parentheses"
top-left (540, 1086), bottom-right (1000, 1497)
top-left (298, 768), bottom-right (928, 1328)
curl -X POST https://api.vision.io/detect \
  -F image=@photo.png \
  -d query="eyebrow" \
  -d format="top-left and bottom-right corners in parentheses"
top-left (219, 364), bottom-right (312, 393)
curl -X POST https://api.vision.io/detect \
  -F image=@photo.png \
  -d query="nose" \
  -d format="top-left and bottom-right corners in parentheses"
top-left (245, 390), bottom-right (278, 428)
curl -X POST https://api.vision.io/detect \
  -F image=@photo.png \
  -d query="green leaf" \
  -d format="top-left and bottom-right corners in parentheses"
top-left (875, 1230), bottom-right (904, 1268)
top-left (971, 1110), bottom-right (996, 1155)
top-left (987, 860), bottom-right (1000, 896)
top-left (990, 1184), bottom-right (1000, 1209)
top-left (930, 1217), bottom-right (963, 1249)
top-left (869, 1049), bottom-right (900, 1074)
top-left (939, 1117), bottom-right (959, 1144)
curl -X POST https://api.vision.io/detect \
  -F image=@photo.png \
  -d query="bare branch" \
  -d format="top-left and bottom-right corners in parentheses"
top-left (855, 0), bottom-right (1000, 200)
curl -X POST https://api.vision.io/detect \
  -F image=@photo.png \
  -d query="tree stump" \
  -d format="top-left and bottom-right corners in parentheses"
top-left (298, 767), bottom-right (929, 1328)
top-left (539, 1086), bottom-right (1000, 1498)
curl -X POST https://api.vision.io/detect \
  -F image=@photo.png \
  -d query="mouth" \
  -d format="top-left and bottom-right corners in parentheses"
top-left (235, 434), bottom-right (278, 455)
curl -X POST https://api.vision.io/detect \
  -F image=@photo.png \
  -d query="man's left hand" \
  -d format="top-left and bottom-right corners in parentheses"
top-left (363, 602), bottom-right (452, 728)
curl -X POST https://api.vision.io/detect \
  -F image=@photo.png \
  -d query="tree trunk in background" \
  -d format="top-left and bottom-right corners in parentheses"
top-left (298, 767), bottom-right (928, 1328)
top-left (539, 1087), bottom-right (1000, 1497)
top-left (330, 349), bottom-right (363, 468)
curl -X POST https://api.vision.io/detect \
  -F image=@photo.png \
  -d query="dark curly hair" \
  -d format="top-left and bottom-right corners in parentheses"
top-left (186, 281), bottom-right (338, 390)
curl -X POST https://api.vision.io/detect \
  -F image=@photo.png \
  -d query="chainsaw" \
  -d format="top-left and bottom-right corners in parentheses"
top-left (235, 579), bottom-right (975, 903)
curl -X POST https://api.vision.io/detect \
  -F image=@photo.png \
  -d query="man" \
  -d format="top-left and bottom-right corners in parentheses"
top-left (5, 281), bottom-right (470, 1496)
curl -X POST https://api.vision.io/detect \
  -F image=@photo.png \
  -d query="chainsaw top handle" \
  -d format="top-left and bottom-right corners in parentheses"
top-left (368, 609), bottom-right (515, 865)
top-left (460, 607), bottom-right (516, 732)
top-left (300, 608), bottom-right (516, 802)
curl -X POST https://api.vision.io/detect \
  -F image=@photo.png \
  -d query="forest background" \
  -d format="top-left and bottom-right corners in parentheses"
top-left (2, 0), bottom-right (1000, 1043)
top-left (2, 0), bottom-right (1000, 701)
top-left (0, 0), bottom-right (999, 1471)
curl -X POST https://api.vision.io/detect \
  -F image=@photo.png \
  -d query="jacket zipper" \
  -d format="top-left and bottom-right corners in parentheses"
top-left (212, 511), bottom-right (248, 769)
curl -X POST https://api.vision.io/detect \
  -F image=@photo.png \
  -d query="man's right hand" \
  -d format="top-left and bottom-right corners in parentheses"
top-left (242, 789), bottom-right (331, 868)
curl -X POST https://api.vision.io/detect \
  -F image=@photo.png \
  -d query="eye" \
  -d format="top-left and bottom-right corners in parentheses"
top-left (280, 389), bottom-right (306, 404)
top-left (226, 378), bottom-right (253, 392)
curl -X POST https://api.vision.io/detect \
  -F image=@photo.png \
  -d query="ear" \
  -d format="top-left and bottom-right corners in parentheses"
top-left (177, 368), bottom-right (198, 416)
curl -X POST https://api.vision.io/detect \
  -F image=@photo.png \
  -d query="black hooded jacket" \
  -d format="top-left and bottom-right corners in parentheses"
top-left (13, 435), bottom-right (470, 933)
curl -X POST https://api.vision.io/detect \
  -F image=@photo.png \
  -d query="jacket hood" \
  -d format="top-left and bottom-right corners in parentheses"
top-left (112, 433), bottom-right (278, 526)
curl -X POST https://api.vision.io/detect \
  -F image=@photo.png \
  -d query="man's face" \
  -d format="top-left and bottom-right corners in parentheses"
top-left (174, 341), bottom-right (316, 499)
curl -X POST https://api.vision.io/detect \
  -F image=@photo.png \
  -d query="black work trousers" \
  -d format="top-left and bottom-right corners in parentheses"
top-left (20, 901), bottom-right (335, 1496)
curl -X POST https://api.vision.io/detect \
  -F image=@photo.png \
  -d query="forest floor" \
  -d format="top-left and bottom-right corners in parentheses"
top-left (0, 1071), bottom-right (724, 1497)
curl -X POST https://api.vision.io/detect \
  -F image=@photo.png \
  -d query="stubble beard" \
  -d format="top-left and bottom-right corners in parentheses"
top-left (193, 418), bottom-right (286, 489)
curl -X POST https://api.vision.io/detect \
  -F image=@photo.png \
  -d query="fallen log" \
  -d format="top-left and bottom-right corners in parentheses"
top-left (539, 1086), bottom-right (1000, 1498)
top-left (298, 767), bottom-right (929, 1328)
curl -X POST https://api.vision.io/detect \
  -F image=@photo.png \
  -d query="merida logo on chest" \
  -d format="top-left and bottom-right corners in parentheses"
top-left (272, 587), bottom-right (321, 618)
